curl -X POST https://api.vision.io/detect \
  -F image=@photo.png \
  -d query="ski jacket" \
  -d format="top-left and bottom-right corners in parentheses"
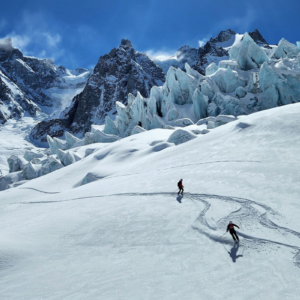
top-left (178, 181), bottom-right (183, 188)
top-left (227, 224), bottom-right (239, 232)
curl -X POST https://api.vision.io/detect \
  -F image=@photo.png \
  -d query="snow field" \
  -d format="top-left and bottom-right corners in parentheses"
top-left (1, 103), bottom-right (300, 298)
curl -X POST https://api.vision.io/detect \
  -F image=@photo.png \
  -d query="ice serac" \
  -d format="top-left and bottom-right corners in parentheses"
top-left (84, 129), bottom-right (121, 145)
top-left (165, 67), bottom-right (198, 105)
top-left (259, 61), bottom-right (300, 105)
top-left (229, 33), bottom-right (268, 70)
top-left (205, 62), bottom-right (218, 76)
top-left (200, 80), bottom-right (215, 101)
top-left (7, 155), bottom-right (27, 172)
top-left (104, 116), bottom-right (119, 136)
top-left (259, 63), bottom-right (278, 91)
top-left (60, 151), bottom-right (79, 167)
top-left (131, 126), bottom-right (146, 135)
top-left (208, 93), bottom-right (241, 117)
top-left (185, 63), bottom-right (204, 81)
top-left (65, 132), bottom-right (81, 149)
top-left (192, 89), bottom-right (208, 120)
top-left (32, 39), bottom-right (165, 142)
top-left (40, 157), bottom-right (64, 176)
top-left (273, 38), bottom-right (299, 59)
top-left (166, 103), bottom-right (179, 121)
top-left (22, 163), bottom-right (40, 180)
top-left (218, 60), bottom-right (240, 71)
top-left (261, 84), bottom-right (279, 110)
top-left (24, 150), bottom-right (44, 162)
top-left (235, 86), bottom-right (247, 98)
top-left (211, 67), bottom-right (246, 93)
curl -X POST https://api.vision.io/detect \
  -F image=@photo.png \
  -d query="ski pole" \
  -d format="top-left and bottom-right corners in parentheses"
top-left (219, 232), bottom-right (227, 239)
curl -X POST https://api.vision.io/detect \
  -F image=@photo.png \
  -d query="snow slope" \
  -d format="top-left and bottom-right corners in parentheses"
top-left (1, 103), bottom-right (300, 299)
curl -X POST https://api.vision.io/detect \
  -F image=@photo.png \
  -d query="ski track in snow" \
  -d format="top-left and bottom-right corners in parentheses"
top-left (17, 191), bottom-right (300, 269)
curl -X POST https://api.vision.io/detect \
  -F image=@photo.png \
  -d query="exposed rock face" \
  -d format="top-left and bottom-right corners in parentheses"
top-left (193, 39), bottom-right (230, 75)
top-left (249, 29), bottom-right (268, 45)
top-left (32, 39), bottom-right (165, 142)
top-left (209, 29), bottom-right (236, 45)
top-left (0, 38), bottom-right (90, 124)
top-left (0, 69), bottom-right (41, 124)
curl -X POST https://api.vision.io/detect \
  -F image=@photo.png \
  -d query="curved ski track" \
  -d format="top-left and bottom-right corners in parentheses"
top-left (18, 191), bottom-right (300, 268)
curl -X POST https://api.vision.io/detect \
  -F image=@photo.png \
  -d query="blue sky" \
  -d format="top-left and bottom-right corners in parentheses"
top-left (1, 0), bottom-right (299, 69)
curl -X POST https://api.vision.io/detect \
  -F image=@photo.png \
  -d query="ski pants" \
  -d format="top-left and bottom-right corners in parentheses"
top-left (229, 229), bottom-right (239, 241)
top-left (178, 187), bottom-right (184, 194)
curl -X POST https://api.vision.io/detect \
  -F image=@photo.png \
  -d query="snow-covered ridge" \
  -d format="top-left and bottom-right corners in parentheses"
top-left (0, 37), bottom-right (91, 124)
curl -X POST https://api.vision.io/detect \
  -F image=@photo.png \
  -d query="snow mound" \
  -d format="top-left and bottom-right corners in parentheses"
top-left (167, 129), bottom-right (197, 145)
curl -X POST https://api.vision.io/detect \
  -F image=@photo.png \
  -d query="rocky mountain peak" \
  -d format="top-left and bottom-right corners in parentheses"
top-left (210, 29), bottom-right (236, 44)
top-left (32, 39), bottom-right (165, 142)
top-left (0, 38), bottom-right (23, 63)
top-left (249, 29), bottom-right (268, 45)
top-left (120, 39), bottom-right (133, 50)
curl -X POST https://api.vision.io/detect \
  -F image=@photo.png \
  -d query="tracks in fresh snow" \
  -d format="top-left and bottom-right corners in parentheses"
top-left (18, 191), bottom-right (300, 267)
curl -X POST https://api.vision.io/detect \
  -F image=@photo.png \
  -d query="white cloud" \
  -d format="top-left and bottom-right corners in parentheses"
top-left (9, 33), bottom-right (30, 50)
top-left (146, 49), bottom-right (176, 61)
top-left (43, 33), bottom-right (61, 47)
top-left (0, 12), bottom-right (63, 62)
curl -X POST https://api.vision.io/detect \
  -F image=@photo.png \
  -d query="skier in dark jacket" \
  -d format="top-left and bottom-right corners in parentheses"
top-left (177, 179), bottom-right (184, 195)
top-left (227, 221), bottom-right (240, 242)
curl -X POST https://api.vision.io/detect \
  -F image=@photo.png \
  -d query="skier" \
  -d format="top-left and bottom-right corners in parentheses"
top-left (177, 179), bottom-right (184, 195)
top-left (227, 221), bottom-right (240, 242)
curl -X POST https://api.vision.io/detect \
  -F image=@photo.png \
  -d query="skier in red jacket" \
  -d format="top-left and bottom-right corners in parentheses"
top-left (227, 221), bottom-right (240, 242)
top-left (177, 179), bottom-right (184, 195)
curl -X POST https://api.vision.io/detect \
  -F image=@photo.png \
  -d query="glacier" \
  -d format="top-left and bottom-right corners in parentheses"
top-left (99, 32), bottom-right (300, 139)
top-left (4, 31), bottom-right (300, 190)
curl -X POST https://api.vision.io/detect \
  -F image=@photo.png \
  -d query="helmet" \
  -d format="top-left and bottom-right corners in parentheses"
top-left (180, 179), bottom-right (183, 181)
top-left (229, 221), bottom-right (233, 224)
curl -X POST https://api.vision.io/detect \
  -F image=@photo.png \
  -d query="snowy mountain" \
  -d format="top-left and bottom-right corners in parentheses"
top-left (29, 29), bottom-right (271, 144)
top-left (0, 38), bottom-right (91, 124)
top-left (99, 32), bottom-right (300, 138)
top-left (1, 103), bottom-right (300, 299)
top-left (31, 39), bottom-right (165, 143)
top-left (153, 29), bottom-right (269, 75)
